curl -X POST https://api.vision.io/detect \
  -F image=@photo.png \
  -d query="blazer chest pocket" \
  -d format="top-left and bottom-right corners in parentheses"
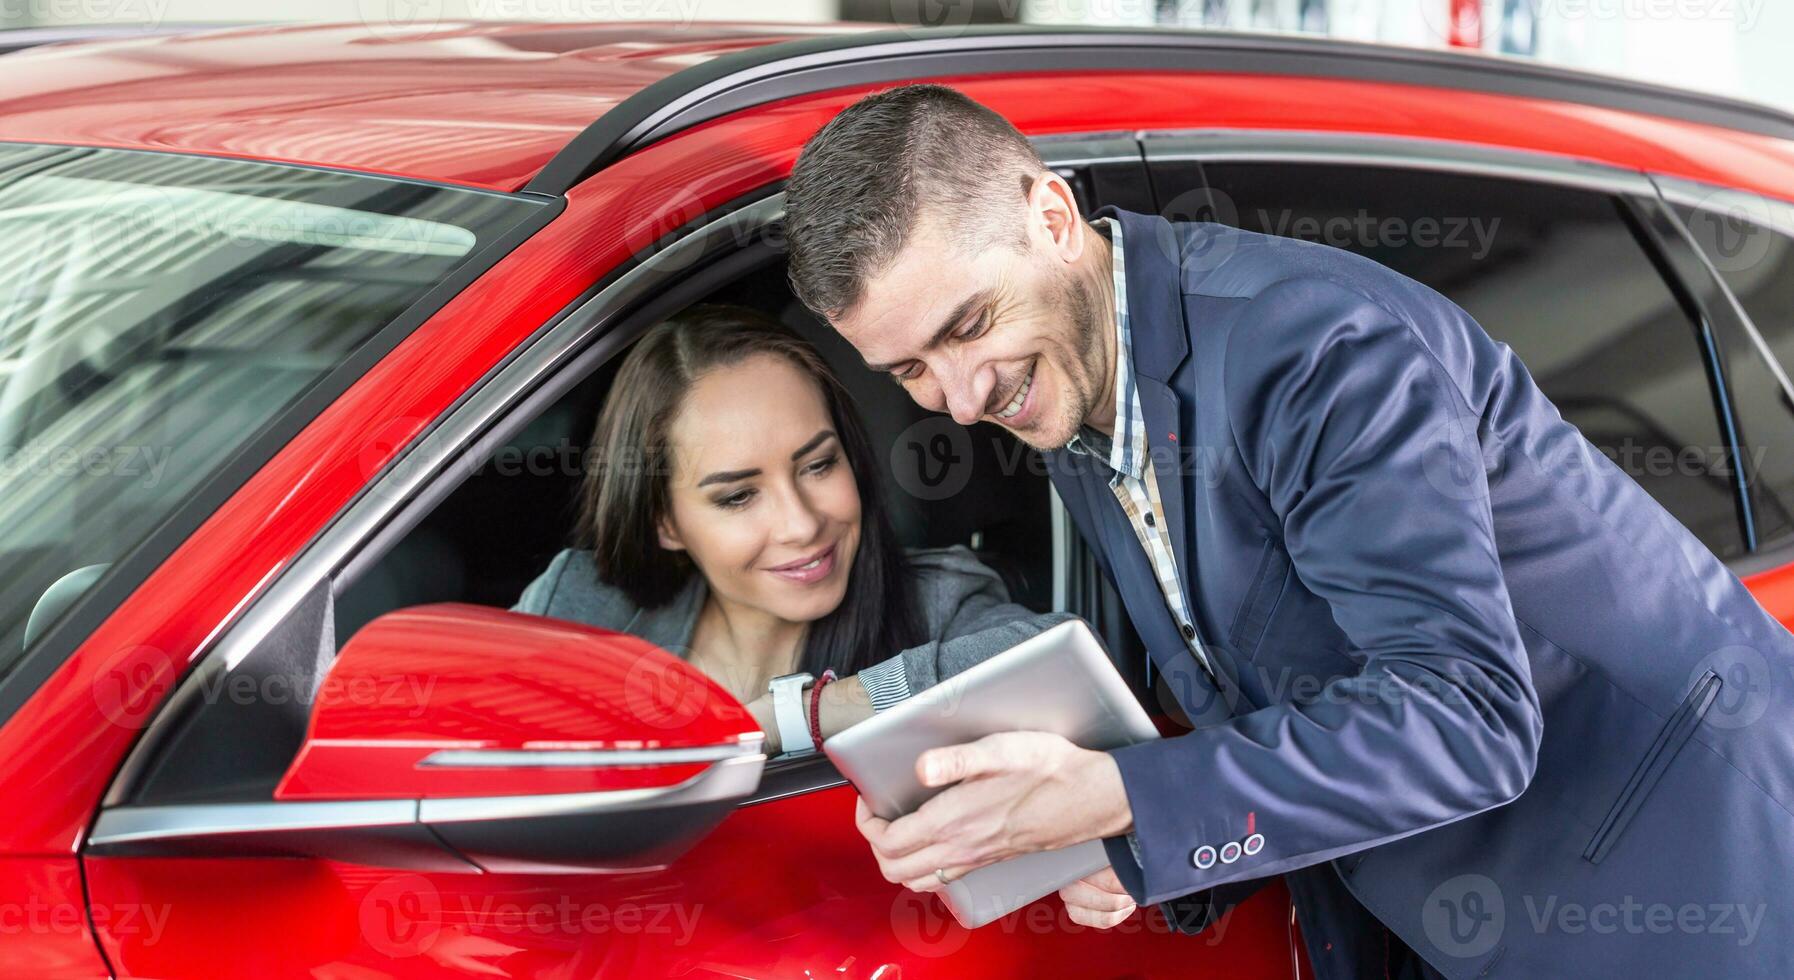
top-left (1228, 538), bottom-right (1290, 659)
top-left (1583, 670), bottom-right (1722, 865)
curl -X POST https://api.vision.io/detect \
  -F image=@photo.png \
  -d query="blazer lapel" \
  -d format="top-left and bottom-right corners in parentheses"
top-left (1096, 205), bottom-right (1198, 606)
top-left (1135, 374), bottom-right (1193, 602)
top-left (1048, 453), bottom-right (1182, 678)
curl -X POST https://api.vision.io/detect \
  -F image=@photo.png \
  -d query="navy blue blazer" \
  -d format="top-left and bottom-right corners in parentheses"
top-left (1053, 206), bottom-right (1794, 978)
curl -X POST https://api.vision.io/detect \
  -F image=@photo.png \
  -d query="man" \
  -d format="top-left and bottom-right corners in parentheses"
top-left (782, 84), bottom-right (1794, 978)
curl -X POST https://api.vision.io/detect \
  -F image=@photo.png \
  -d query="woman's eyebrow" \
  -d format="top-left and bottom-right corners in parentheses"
top-left (790, 429), bottom-right (836, 460)
top-left (697, 467), bottom-right (759, 488)
top-left (696, 431), bottom-right (834, 487)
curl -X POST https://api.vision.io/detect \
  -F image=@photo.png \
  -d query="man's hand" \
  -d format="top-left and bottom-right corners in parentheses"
top-left (854, 731), bottom-right (1133, 891)
top-left (1059, 866), bottom-right (1137, 928)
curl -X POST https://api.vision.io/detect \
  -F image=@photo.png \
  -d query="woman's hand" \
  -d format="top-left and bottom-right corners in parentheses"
top-left (740, 675), bottom-right (878, 756)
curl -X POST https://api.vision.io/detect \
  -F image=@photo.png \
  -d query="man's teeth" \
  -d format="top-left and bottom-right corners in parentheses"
top-left (996, 370), bottom-right (1033, 420)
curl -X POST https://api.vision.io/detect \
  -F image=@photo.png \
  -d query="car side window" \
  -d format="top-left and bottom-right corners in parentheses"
top-left (1159, 160), bottom-right (1746, 559)
top-left (1670, 201), bottom-right (1794, 548)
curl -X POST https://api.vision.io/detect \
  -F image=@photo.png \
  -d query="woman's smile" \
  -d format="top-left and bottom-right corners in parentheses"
top-left (765, 542), bottom-right (840, 585)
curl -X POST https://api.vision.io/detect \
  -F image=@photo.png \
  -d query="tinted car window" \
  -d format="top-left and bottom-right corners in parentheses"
top-left (1166, 161), bottom-right (1743, 558)
top-left (1672, 200), bottom-right (1794, 546)
top-left (0, 144), bottom-right (541, 684)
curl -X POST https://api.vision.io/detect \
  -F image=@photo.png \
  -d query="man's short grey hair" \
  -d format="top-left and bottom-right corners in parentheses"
top-left (784, 84), bottom-right (1046, 319)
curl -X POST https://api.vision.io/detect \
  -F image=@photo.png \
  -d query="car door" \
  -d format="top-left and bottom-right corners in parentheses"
top-left (79, 141), bottom-right (1300, 979)
top-left (1143, 131), bottom-right (1786, 595)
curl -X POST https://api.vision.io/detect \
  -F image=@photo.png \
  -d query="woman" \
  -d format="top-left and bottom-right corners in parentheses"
top-left (513, 304), bottom-right (1070, 755)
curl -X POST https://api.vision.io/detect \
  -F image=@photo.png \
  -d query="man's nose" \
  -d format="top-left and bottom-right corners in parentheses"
top-left (939, 367), bottom-right (991, 426)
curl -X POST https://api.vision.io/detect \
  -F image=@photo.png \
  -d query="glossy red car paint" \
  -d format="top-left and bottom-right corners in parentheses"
top-left (0, 21), bottom-right (868, 191)
top-left (277, 605), bottom-right (757, 800)
top-left (0, 21), bottom-right (1784, 980)
top-left (0, 22), bottom-right (1789, 200)
top-left (82, 803), bottom-right (1302, 980)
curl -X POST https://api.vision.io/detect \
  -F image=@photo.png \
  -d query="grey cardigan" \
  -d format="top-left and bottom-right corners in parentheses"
top-left (511, 545), bottom-right (1072, 709)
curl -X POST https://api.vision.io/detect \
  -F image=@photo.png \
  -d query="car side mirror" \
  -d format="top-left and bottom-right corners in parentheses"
top-left (88, 604), bottom-right (765, 873)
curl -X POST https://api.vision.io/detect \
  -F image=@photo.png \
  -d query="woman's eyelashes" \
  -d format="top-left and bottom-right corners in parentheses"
top-left (713, 487), bottom-right (756, 511)
top-left (707, 454), bottom-right (838, 511)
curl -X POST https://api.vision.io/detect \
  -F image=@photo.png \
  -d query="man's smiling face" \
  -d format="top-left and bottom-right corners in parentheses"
top-left (830, 176), bottom-right (1116, 452)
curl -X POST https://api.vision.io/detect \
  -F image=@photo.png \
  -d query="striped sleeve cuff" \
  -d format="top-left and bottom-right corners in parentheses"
top-left (858, 654), bottom-right (913, 713)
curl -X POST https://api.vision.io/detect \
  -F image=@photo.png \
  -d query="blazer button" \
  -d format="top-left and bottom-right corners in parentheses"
top-left (1192, 844), bottom-right (1218, 870)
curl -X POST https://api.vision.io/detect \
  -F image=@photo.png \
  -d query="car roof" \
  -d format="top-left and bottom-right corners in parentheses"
top-left (0, 21), bottom-right (1789, 196)
top-left (0, 21), bottom-right (870, 191)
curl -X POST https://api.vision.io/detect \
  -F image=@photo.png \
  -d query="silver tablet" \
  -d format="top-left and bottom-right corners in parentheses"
top-left (822, 619), bottom-right (1159, 928)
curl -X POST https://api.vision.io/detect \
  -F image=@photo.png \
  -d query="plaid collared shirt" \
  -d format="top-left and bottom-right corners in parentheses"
top-left (1065, 217), bottom-right (1215, 684)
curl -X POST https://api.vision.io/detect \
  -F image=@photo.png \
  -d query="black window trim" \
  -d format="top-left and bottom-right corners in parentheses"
top-left (1616, 192), bottom-right (1757, 554)
top-left (1650, 176), bottom-right (1794, 574)
top-left (1141, 128), bottom-right (1660, 198)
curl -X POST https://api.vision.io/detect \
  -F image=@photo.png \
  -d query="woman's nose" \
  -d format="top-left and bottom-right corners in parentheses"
top-left (771, 486), bottom-right (824, 544)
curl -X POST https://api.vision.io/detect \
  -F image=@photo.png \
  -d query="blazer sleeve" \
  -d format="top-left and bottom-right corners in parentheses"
top-left (856, 546), bottom-right (1076, 711)
top-left (1105, 276), bottom-right (1542, 905)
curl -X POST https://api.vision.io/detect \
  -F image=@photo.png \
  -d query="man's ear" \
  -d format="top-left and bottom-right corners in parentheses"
top-left (1024, 170), bottom-right (1087, 264)
top-left (657, 514), bottom-right (687, 553)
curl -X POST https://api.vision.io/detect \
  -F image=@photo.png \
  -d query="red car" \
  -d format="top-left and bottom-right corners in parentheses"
top-left (1, 20), bottom-right (1792, 979)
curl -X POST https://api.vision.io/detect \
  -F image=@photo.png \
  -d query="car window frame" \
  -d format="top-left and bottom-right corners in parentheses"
top-left (1138, 129), bottom-right (1770, 576)
top-left (100, 189), bottom-right (785, 810)
top-left (104, 135), bottom-right (1141, 813)
top-left (1651, 176), bottom-right (1794, 571)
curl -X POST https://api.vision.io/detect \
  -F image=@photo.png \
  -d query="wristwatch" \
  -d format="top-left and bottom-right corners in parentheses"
top-left (767, 671), bottom-right (815, 755)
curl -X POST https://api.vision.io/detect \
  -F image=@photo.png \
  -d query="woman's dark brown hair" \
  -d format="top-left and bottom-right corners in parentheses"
top-left (575, 304), bottom-right (922, 677)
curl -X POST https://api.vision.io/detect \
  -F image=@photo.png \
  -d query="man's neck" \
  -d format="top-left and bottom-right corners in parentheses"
top-left (1082, 222), bottom-right (1121, 438)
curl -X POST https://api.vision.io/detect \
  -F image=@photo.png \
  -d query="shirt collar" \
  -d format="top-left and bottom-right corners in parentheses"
top-left (1064, 216), bottom-right (1144, 482)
